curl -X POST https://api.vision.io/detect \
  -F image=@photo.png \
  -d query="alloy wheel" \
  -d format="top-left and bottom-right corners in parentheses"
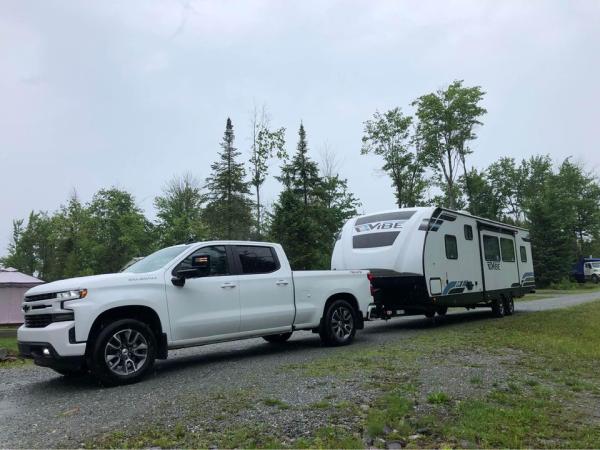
top-left (104, 329), bottom-right (148, 376)
top-left (331, 306), bottom-right (354, 340)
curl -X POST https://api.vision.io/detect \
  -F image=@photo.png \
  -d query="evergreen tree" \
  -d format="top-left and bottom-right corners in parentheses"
top-left (270, 124), bottom-right (360, 269)
top-left (204, 118), bottom-right (254, 240)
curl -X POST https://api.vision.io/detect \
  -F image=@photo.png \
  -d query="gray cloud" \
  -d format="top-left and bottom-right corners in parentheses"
top-left (1, 0), bottom-right (599, 253)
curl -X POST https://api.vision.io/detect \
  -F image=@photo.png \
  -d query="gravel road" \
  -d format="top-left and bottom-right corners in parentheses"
top-left (1, 291), bottom-right (599, 449)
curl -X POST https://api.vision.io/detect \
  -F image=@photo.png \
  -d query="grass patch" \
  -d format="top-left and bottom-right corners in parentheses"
top-left (0, 336), bottom-right (18, 353)
top-left (263, 398), bottom-right (290, 409)
top-left (427, 391), bottom-right (451, 404)
top-left (365, 392), bottom-right (412, 439)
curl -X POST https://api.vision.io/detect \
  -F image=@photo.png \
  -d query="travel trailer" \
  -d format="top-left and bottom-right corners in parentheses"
top-left (332, 207), bottom-right (535, 319)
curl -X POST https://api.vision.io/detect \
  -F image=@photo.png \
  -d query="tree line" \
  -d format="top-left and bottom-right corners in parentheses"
top-left (2, 81), bottom-right (599, 286)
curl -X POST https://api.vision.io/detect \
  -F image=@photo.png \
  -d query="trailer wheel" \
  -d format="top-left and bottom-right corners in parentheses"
top-left (263, 332), bottom-right (293, 344)
top-left (491, 297), bottom-right (505, 318)
top-left (504, 295), bottom-right (515, 316)
top-left (319, 299), bottom-right (357, 346)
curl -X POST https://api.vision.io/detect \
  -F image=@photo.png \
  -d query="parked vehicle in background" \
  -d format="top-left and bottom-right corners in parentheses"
top-left (17, 241), bottom-right (372, 385)
top-left (571, 257), bottom-right (600, 284)
top-left (332, 207), bottom-right (536, 320)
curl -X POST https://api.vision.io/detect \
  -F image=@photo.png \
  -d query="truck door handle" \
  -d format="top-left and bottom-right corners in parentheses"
top-left (221, 282), bottom-right (236, 289)
top-left (276, 280), bottom-right (289, 286)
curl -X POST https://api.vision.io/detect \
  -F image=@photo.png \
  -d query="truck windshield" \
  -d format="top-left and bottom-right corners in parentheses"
top-left (592, 262), bottom-right (600, 269)
top-left (124, 245), bottom-right (191, 273)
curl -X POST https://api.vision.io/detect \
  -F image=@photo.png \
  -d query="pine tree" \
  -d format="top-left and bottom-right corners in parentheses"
top-left (270, 124), bottom-right (360, 269)
top-left (204, 118), bottom-right (254, 240)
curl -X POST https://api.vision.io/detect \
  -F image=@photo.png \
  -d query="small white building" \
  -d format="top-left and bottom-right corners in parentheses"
top-left (0, 268), bottom-right (44, 325)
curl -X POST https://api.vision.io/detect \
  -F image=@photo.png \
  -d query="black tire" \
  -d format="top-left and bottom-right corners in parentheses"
top-left (89, 319), bottom-right (156, 387)
top-left (424, 310), bottom-right (436, 319)
top-left (52, 367), bottom-right (88, 378)
top-left (436, 306), bottom-right (448, 316)
top-left (504, 295), bottom-right (515, 316)
top-left (491, 297), bottom-right (505, 318)
top-left (593, 275), bottom-right (599, 284)
top-left (263, 332), bottom-right (293, 344)
top-left (319, 299), bottom-right (357, 346)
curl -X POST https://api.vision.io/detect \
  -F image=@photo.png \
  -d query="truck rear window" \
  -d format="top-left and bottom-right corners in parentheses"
top-left (353, 232), bottom-right (400, 249)
top-left (235, 246), bottom-right (280, 274)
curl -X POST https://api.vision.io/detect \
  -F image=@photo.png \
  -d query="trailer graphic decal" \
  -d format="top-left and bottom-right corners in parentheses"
top-left (354, 220), bottom-right (406, 233)
top-left (442, 280), bottom-right (474, 295)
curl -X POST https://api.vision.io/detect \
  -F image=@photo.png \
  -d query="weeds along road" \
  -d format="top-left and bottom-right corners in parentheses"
top-left (1, 291), bottom-right (599, 449)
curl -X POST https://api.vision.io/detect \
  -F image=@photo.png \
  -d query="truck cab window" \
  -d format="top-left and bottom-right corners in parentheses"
top-left (483, 235), bottom-right (501, 262)
top-left (464, 224), bottom-right (473, 240)
top-left (174, 245), bottom-right (229, 276)
top-left (235, 245), bottom-right (279, 274)
top-left (520, 246), bottom-right (527, 263)
top-left (500, 238), bottom-right (516, 262)
top-left (444, 235), bottom-right (458, 260)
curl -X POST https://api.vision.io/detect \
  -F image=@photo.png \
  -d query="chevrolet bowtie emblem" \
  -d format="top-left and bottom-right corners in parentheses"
top-left (22, 304), bottom-right (30, 313)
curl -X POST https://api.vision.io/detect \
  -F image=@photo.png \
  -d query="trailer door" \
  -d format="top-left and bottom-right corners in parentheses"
top-left (480, 232), bottom-right (520, 292)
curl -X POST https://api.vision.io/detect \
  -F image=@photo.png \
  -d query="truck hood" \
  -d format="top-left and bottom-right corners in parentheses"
top-left (24, 272), bottom-right (143, 297)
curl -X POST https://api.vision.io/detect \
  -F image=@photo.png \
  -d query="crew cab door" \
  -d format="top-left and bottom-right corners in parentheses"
top-left (165, 245), bottom-right (240, 342)
top-left (232, 245), bottom-right (295, 334)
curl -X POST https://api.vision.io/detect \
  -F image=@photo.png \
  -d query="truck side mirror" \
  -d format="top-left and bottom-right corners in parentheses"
top-left (192, 254), bottom-right (211, 277)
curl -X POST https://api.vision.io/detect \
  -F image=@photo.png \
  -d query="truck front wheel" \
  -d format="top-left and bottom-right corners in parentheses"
top-left (319, 299), bottom-right (357, 346)
top-left (592, 274), bottom-right (599, 284)
top-left (89, 319), bottom-right (156, 387)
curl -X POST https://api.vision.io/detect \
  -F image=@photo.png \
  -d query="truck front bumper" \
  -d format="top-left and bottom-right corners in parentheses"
top-left (17, 322), bottom-right (87, 370)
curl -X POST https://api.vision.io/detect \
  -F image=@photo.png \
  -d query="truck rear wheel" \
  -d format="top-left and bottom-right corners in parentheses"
top-left (89, 319), bottom-right (156, 387)
top-left (319, 299), bottom-right (357, 346)
top-left (263, 332), bottom-right (293, 343)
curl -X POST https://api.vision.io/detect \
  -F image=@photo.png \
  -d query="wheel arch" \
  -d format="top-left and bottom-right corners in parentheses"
top-left (87, 305), bottom-right (168, 359)
top-left (322, 292), bottom-right (363, 329)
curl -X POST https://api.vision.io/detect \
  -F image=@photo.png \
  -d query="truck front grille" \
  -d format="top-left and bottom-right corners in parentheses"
top-left (25, 292), bottom-right (57, 302)
top-left (24, 313), bottom-right (74, 328)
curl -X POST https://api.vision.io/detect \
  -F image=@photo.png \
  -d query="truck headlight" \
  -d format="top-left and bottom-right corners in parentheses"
top-left (56, 289), bottom-right (88, 301)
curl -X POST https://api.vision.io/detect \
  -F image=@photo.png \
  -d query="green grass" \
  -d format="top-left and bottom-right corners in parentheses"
top-left (263, 398), bottom-right (290, 409)
top-left (0, 336), bottom-right (30, 368)
top-left (427, 391), bottom-right (451, 404)
top-left (0, 336), bottom-right (18, 354)
top-left (365, 392), bottom-right (412, 439)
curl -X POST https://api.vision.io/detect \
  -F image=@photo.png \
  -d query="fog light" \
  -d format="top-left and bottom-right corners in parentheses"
top-left (42, 348), bottom-right (50, 356)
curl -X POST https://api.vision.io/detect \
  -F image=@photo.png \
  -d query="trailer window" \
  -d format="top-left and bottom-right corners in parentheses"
top-left (235, 245), bottom-right (280, 274)
top-left (500, 238), bottom-right (516, 262)
top-left (464, 225), bottom-right (473, 240)
top-left (483, 235), bottom-right (501, 262)
top-left (520, 246), bottom-right (527, 263)
top-left (353, 232), bottom-right (400, 249)
top-left (445, 235), bottom-right (458, 259)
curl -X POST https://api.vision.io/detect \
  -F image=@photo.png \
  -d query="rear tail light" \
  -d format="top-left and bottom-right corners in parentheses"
top-left (367, 273), bottom-right (377, 296)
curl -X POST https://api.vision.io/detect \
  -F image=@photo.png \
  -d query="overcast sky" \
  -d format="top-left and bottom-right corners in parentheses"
top-left (1, 0), bottom-right (599, 255)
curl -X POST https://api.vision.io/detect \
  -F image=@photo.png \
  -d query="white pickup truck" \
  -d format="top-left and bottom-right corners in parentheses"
top-left (18, 241), bottom-right (372, 385)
